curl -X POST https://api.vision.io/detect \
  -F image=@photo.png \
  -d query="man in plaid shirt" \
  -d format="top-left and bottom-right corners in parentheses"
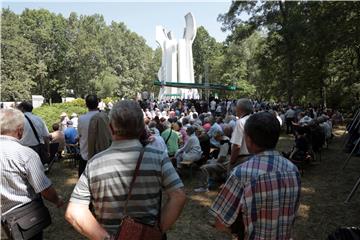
top-left (210, 112), bottom-right (301, 240)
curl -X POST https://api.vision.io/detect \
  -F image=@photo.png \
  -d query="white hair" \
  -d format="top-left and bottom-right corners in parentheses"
top-left (0, 108), bottom-right (24, 134)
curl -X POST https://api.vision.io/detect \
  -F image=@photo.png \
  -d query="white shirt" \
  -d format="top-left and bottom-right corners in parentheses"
top-left (20, 112), bottom-right (49, 146)
top-left (230, 115), bottom-right (250, 155)
top-left (1, 135), bottom-right (52, 214)
top-left (71, 117), bottom-right (79, 129)
top-left (210, 100), bottom-right (216, 110)
top-left (78, 111), bottom-right (98, 160)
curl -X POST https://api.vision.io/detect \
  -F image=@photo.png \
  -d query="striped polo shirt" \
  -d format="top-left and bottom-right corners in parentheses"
top-left (70, 139), bottom-right (184, 234)
top-left (0, 135), bottom-right (52, 215)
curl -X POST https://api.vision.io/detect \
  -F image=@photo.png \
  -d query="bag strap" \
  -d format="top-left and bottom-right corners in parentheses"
top-left (165, 128), bottom-right (172, 144)
top-left (123, 148), bottom-right (145, 215)
top-left (24, 114), bottom-right (41, 144)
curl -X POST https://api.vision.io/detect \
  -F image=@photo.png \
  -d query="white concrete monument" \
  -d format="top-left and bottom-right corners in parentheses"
top-left (156, 12), bottom-right (198, 99)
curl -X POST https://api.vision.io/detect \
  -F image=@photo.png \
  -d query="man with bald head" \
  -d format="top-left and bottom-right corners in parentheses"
top-left (229, 98), bottom-right (254, 170)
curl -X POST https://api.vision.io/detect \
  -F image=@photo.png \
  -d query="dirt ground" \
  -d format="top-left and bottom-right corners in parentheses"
top-left (43, 126), bottom-right (360, 240)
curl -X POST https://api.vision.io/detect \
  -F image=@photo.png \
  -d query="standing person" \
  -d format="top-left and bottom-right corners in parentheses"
top-left (210, 112), bottom-right (301, 240)
top-left (87, 109), bottom-right (112, 160)
top-left (210, 99), bottom-right (217, 116)
top-left (161, 121), bottom-right (180, 157)
top-left (77, 95), bottom-right (99, 177)
top-left (17, 101), bottom-right (50, 165)
top-left (285, 106), bottom-right (296, 134)
top-left (65, 100), bottom-right (186, 239)
top-left (229, 99), bottom-right (253, 170)
top-left (0, 109), bottom-right (64, 240)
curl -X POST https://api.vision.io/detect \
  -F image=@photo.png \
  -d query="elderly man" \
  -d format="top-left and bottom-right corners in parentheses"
top-left (210, 112), bottom-right (301, 240)
top-left (229, 98), bottom-right (253, 170)
top-left (0, 109), bottom-right (64, 240)
top-left (65, 100), bottom-right (186, 239)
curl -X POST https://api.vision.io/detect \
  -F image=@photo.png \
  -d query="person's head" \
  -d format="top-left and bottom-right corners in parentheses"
top-left (244, 112), bottom-right (280, 154)
top-left (17, 101), bottom-right (33, 113)
top-left (0, 108), bottom-right (24, 139)
top-left (182, 117), bottom-right (189, 126)
top-left (67, 120), bottom-right (73, 127)
top-left (172, 121), bottom-right (181, 131)
top-left (109, 100), bottom-right (145, 140)
top-left (85, 94), bottom-right (99, 110)
top-left (186, 126), bottom-right (195, 136)
top-left (52, 123), bottom-right (60, 131)
top-left (192, 113), bottom-right (198, 119)
top-left (214, 130), bottom-right (224, 142)
top-left (236, 98), bottom-right (253, 117)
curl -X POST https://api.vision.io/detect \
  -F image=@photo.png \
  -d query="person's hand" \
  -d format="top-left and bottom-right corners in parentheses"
top-left (56, 196), bottom-right (65, 208)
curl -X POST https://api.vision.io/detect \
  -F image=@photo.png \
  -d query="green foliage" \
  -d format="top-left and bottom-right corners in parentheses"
top-left (33, 102), bottom-right (87, 130)
top-left (63, 98), bottom-right (86, 108)
top-left (219, 1), bottom-right (360, 108)
top-left (1, 9), bottom-right (160, 102)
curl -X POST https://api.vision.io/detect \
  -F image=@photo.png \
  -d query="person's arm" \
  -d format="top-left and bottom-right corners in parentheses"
top-left (160, 188), bottom-right (186, 232)
top-left (41, 186), bottom-right (64, 208)
top-left (65, 202), bottom-right (110, 240)
top-left (230, 144), bottom-right (240, 165)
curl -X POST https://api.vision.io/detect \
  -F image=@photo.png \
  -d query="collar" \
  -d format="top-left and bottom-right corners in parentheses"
top-left (256, 150), bottom-right (280, 157)
top-left (0, 135), bottom-right (20, 143)
top-left (111, 139), bottom-right (142, 149)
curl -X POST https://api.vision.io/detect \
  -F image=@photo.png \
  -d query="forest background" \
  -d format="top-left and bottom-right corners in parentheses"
top-left (1, 1), bottom-right (359, 109)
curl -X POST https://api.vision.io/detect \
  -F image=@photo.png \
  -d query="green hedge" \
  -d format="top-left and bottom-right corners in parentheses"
top-left (33, 99), bottom-right (87, 130)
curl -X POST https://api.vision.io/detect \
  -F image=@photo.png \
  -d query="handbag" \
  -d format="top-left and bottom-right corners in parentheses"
top-left (1, 199), bottom-right (52, 240)
top-left (115, 149), bottom-right (163, 240)
top-left (24, 115), bottom-right (49, 164)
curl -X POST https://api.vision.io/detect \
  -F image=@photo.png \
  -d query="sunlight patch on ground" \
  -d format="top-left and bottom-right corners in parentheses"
top-left (298, 204), bottom-right (310, 219)
top-left (301, 186), bottom-right (316, 194)
top-left (65, 177), bottom-right (78, 186)
top-left (189, 194), bottom-right (213, 207)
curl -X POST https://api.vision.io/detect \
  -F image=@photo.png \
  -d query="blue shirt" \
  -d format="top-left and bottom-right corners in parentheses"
top-left (64, 127), bottom-right (78, 144)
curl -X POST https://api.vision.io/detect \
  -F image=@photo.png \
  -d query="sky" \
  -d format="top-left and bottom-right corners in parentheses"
top-left (2, 1), bottom-right (238, 49)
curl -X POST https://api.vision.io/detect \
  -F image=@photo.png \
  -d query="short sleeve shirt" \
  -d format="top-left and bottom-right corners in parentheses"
top-left (70, 139), bottom-right (184, 235)
top-left (20, 112), bottom-right (49, 146)
top-left (1, 136), bottom-right (52, 215)
top-left (230, 115), bottom-right (250, 155)
top-left (210, 151), bottom-right (301, 239)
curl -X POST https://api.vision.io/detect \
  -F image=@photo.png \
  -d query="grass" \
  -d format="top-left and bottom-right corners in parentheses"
top-left (43, 126), bottom-right (360, 240)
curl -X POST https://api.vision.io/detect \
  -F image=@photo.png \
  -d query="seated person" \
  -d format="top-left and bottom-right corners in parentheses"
top-left (284, 126), bottom-right (311, 163)
top-left (64, 120), bottom-right (79, 154)
top-left (194, 130), bottom-right (230, 192)
top-left (49, 122), bottom-right (65, 153)
top-left (175, 126), bottom-right (202, 168)
top-left (196, 125), bottom-right (211, 161)
top-left (207, 116), bottom-right (223, 148)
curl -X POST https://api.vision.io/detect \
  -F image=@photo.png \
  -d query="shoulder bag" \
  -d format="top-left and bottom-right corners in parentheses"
top-left (115, 149), bottom-right (163, 240)
top-left (1, 198), bottom-right (52, 240)
top-left (24, 115), bottom-right (49, 164)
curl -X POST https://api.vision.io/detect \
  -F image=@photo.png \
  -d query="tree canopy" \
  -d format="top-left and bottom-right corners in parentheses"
top-left (1, 8), bottom-right (160, 102)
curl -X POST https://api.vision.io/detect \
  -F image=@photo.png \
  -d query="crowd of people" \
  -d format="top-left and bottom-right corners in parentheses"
top-left (0, 95), bottom-right (345, 240)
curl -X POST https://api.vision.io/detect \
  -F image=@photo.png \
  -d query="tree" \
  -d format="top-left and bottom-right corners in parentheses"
top-left (1, 8), bottom-right (37, 101)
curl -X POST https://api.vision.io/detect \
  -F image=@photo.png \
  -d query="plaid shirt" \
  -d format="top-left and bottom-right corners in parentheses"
top-left (210, 150), bottom-right (301, 240)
